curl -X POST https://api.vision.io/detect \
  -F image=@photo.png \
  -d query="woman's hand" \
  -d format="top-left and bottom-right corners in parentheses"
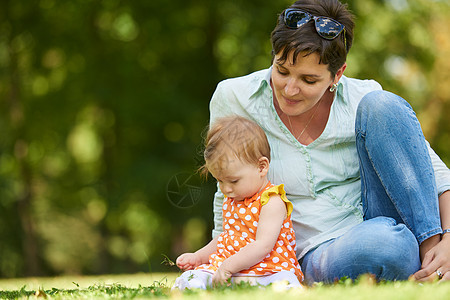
top-left (413, 234), bottom-right (450, 282)
top-left (176, 253), bottom-right (202, 271)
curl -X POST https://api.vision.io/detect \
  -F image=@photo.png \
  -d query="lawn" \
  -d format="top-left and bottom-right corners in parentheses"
top-left (0, 273), bottom-right (449, 299)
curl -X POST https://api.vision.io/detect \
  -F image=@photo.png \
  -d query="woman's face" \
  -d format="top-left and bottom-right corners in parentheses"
top-left (271, 51), bottom-right (337, 117)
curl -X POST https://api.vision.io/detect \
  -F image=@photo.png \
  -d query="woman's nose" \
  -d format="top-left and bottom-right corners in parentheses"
top-left (284, 78), bottom-right (300, 96)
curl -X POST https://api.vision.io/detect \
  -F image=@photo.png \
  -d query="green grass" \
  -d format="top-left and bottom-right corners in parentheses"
top-left (0, 273), bottom-right (449, 299)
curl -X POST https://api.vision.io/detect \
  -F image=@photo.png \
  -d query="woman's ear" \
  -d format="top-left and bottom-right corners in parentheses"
top-left (334, 62), bottom-right (347, 84)
top-left (258, 157), bottom-right (270, 177)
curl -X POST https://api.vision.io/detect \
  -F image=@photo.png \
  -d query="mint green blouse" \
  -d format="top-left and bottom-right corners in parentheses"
top-left (209, 67), bottom-right (450, 258)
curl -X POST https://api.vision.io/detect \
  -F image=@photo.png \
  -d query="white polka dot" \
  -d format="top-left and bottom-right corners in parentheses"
top-left (223, 204), bottom-right (228, 210)
top-left (234, 213), bottom-right (239, 219)
top-left (253, 221), bottom-right (258, 227)
top-left (272, 257), bottom-right (279, 263)
top-left (227, 245), bottom-right (233, 250)
top-left (236, 203), bottom-right (241, 207)
top-left (234, 240), bottom-right (239, 247)
top-left (257, 268), bottom-right (263, 271)
top-left (224, 224), bottom-right (230, 230)
top-left (234, 225), bottom-right (240, 231)
top-left (231, 206), bottom-right (234, 212)
top-left (239, 208), bottom-right (246, 214)
top-left (282, 262), bottom-right (289, 268)
top-left (260, 263), bottom-right (267, 267)
top-left (284, 252), bottom-right (289, 257)
top-left (218, 236), bottom-right (223, 242)
top-left (228, 230), bottom-right (234, 235)
top-left (278, 240), bottom-right (284, 246)
top-left (249, 228), bottom-right (254, 233)
top-left (287, 234), bottom-right (292, 240)
top-left (251, 207), bottom-right (258, 214)
top-left (229, 219), bottom-right (235, 224)
top-left (276, 247), bottom-right (283, 253)
top-left (290, 258), bottom-right (296, 264)
top-left (225, 212), bottom-right (231, 217)
top-left (287, 245), bottom-right (292, 251)
top-left (242, 232), bottom-right (248, 238)
top-left (245, 215), bottom-right (252, 221)
top-left (249, 271), bottom-right (256, 275)
top-left (284, 222), bottom-right (289, 228)
top-left (218, 249), bottom-right (223, 253)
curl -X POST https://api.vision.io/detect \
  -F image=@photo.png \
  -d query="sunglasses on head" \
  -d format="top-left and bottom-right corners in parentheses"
top-left (283, 8), bottom-right (346, 45)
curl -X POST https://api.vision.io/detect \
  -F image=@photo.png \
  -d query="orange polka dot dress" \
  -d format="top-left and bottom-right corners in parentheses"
top-left (196, 182), bottom-right (303, 282)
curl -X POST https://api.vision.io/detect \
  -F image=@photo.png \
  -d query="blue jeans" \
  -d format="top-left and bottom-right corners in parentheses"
top-left (301, 90), bottom-right (441, 284)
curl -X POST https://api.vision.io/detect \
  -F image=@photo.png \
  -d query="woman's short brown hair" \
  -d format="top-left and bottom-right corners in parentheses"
top-left (271, 0), bottom-right (355, 77)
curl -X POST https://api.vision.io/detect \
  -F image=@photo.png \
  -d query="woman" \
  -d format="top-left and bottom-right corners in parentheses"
top-left (208, 0), bottom-right (450, 284)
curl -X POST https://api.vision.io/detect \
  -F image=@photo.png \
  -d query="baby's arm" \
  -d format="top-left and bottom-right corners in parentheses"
top-left (176, 236), bottom-right (219, 271)
top-left (213, 195), bottom-right (286, 284)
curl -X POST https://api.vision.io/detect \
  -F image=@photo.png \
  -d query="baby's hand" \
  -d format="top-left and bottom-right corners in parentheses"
top-left (212, 266), bottom-right (233, 286)
top-left (176, 253), bottom-right (201, 271)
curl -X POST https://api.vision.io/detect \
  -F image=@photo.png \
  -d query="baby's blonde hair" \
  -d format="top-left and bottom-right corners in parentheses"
top-left (200, 116), bottom-right (271, 176)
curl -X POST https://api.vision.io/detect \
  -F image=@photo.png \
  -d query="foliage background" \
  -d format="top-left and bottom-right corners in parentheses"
top-left (0, 0), bottom-right (448, 278)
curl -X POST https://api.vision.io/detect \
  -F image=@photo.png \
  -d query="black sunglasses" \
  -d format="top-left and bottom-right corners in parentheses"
top-left (284, 8), bottom-right (346, 45)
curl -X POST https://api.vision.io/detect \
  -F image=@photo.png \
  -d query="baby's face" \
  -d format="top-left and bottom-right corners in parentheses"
top-left (208, 156), bottom-right (266, 201)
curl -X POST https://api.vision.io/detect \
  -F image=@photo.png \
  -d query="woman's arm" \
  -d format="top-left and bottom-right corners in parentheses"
top-left (413, 190), bottom-right (450, 281)
top-left (212, 195), bottom-right (287, 284)
top-left (439, 190), bottom-right (450, 237)
top-left (438, 190), bottom-right (450, 281)
top-left (426, 142), bottom-right (450, 196)
top-left (411, 142), bottom-right (450, 281)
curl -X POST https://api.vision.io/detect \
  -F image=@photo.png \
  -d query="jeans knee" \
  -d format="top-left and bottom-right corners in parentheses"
top-left (356, 90), bottom-right (418, 143)
top-left (357, 91), bottom-right (413, 127)
top-left (360, 90), bottom-right (410, 112)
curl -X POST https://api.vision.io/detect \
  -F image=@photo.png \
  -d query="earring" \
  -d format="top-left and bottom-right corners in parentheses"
top-left (329, 83), bottom-right (338, 92)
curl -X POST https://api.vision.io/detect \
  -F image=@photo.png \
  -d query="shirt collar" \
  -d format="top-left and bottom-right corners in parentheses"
top-left (249, 67), bottom-right (273, 98)
top-left (335, 76), bottom-right (346, 103)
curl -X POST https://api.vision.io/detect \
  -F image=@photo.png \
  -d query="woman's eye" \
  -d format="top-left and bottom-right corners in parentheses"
top-left (276, 67), bottom-right (288, 75)
top-left (304, 78), bottom-right (316, 84)
top-left (231, 180), bottom-right (239, 184)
